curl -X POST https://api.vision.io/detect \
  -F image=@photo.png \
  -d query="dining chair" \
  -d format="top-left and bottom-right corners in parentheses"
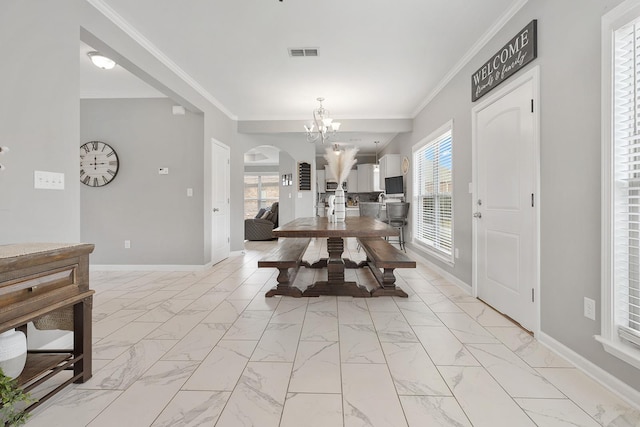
top-left (384, 202), bottom-right (410, 252)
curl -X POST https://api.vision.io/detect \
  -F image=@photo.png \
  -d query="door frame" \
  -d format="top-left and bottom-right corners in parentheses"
top-left (471, 65), bottom-right (541, 335)
top-left (211, 138), bottom-right (230, 265)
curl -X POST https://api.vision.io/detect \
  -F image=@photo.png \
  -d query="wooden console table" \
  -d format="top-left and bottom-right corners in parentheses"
top-left (0, 243), bottom-right (95, 413)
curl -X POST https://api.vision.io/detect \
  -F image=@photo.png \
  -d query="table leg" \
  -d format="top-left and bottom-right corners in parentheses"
top-left (73, 296), bottom-right (93, 383)
top-left (326, 237), bottom-right (345, 282)
top-left (303, 237), bottom-right (370, 297)
top-left (308, 237), bottom-right (360, 270)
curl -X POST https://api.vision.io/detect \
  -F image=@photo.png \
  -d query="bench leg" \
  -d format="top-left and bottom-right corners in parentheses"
top-left (369, 267), bottom-right (409, 298)
top-left (265, 267), bottom-right (303, 297)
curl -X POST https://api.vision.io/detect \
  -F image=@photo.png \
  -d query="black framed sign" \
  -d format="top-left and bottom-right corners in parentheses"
top-left (471, 20), bottom-right (537, 101)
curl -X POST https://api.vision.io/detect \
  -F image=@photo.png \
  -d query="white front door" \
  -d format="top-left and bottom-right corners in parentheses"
top-left (211, 139), bottom-right (230, 265)
top-left (473, 69), bottom-right (539, 332)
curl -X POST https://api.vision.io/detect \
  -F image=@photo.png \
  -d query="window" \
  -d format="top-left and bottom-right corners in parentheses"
top-left (599, 0), bottom-right (640, 369)
top-left (244, 174), bottom-right (279, 219)
top-left (412, 122), bottom-right (453, 262)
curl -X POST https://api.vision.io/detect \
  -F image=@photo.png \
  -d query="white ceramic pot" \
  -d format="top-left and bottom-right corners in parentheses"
top-left (0, 329), bottom-right (27, 379)
top-left (334, 187), bottom-right (346, 222)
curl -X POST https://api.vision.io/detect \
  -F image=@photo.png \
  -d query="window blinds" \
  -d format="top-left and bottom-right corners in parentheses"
top-left (614, 19), bottom-right (640, 347)
top-left (413, 130), bottom-right (453, 259)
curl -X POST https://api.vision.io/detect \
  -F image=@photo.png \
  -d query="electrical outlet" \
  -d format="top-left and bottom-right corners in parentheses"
top-left (124, 240), bottom-right (131, 249)
top-left (584, 297), bottom-right (596, 320)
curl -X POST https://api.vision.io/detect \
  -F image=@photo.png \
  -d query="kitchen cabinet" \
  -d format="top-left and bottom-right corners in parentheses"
top-left (317, 170), bottom-right (326, 193)
top-left (347, 169), bottom-right (358, 193)
top-left (379, 154), bottom-right (402, 190)
top-left (324, 165), bottom-right (336, 182)
top-left (357, 164), bottom-right (380, 193)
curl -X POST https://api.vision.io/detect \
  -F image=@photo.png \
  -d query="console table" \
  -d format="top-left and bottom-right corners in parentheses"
top-left (0, 243), bottom-right (95, 413)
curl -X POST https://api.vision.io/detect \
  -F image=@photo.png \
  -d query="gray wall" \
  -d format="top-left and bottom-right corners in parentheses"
top-left (386, 0), bottom-right (639, 391)
top-left (279, 152), bottom-right (296, 227)
top-left (80, 1), bottom-right (237, 261)
top-left (0, 1), bottom-right (81, 244)
top-left (81, 98), bottom-right (204, 265)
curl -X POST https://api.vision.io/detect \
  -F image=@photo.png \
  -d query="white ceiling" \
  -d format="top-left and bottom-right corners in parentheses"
top-left (81, 0), bottom-right (522, 154)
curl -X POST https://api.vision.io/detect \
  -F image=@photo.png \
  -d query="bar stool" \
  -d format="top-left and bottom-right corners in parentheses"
top-left (358, 202), bottom-right (381, 219)
top-left (383, 202), bottom-right (410, 252)
top-left (357, 202), bottom-right (382, 252)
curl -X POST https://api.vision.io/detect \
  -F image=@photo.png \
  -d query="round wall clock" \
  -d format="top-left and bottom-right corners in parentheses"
top-left (402, 156), bottom-right (410, 175)
top-left (80, 141), bottom-right (119, 187)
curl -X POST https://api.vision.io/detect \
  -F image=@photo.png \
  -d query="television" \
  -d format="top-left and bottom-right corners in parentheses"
top-left (385, 175), bottom-right (404, 197)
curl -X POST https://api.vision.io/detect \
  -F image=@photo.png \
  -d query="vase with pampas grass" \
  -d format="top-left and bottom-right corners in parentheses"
top-left (324, 145), bottom-right (358, 222)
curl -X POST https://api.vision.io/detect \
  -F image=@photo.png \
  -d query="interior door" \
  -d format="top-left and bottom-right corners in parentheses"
top-left (211, 139), bottom-right (230, 265)
top-left (474, 74), bottom-right (538, 332)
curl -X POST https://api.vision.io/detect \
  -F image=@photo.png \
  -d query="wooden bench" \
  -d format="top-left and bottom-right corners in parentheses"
top-left (357, 237), bottom-right (415, 297)
top-left (259, 238), bottom-right (311, 297)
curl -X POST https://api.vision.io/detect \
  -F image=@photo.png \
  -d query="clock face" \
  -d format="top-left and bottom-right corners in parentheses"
top-left (402, 156), bottom-right (410, 175)
top-left (80, 141), bottom-right (119, 187)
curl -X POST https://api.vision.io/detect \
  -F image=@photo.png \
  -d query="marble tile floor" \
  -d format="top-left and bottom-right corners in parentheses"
top-left (25, 238), bottom-right (640, 426)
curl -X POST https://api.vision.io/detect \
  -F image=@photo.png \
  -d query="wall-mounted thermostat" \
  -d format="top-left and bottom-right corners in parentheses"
top-left (159, 167), bottom-right (169, 175)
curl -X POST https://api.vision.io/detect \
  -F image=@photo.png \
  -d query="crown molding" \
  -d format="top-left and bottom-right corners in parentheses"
top-left (87, 0), bottom-right (237, 120)
top-left (411, 0), bottom-right (529, 117)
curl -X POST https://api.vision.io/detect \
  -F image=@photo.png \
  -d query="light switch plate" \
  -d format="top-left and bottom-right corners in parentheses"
top-left (34, 171), bottom-right (64, 190)
top-left (584, 297), bottom-right (596, 320)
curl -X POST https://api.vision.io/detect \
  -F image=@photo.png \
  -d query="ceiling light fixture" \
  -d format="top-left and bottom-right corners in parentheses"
top-left (87, 51), bottom-right (116, 70)
top-left (304, 97), bottom-right (341, 144)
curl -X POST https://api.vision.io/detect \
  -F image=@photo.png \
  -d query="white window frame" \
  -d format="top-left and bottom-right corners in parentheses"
top-left (412, 120), bottom-right (454, 264)
top-left (243, 172), bottom-right (279, 218)
top-left (598, 0), bottom-right (640, 370)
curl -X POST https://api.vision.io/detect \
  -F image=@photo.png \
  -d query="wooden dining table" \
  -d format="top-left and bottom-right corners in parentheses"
top-left (272, 216), bottom-right (399, 297)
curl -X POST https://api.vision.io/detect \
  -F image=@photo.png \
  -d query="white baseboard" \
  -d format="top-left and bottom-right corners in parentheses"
top-left (406, 243), bottom-right (472, 295)
top-left (537, 331), bottom-right (640, 410)
top-left (90, 251), bottom-right (248, 272)
top-left (90, 263), bottom-right (212, 272)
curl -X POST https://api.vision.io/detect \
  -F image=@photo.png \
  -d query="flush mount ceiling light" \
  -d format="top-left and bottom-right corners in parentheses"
top-left (87, 51), bottom-right (116, 70)
top-left (304, 97), bottom-right (341, 144)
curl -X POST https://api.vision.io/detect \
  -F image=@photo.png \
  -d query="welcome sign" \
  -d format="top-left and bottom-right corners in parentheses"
top-left (471, 20), bottom-right (537, 101)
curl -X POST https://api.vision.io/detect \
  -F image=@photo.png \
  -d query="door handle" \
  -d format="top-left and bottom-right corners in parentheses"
top-left (473, 212), bottom-right (482, 218)
top-left (213, 208), bottom-right (219, 212)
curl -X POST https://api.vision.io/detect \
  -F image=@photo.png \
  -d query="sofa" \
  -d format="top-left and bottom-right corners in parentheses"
top-left (244, 202), bottom-right (279, 241)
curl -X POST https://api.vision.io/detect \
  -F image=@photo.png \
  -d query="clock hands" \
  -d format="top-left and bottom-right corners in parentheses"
top-left (88, 156), bottom-right (106, 170)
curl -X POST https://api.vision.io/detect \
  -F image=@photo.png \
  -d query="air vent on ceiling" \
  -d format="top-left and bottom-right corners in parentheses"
top-left (288, 48), bottom-right (318, 57)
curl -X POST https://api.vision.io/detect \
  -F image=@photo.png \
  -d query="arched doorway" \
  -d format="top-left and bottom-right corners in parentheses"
top-left (243, 145), bottom-right (281, 240)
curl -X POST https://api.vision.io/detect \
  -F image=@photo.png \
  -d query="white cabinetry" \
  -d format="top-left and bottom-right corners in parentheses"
top-left (357, 164), bottom-right (381, 193)
top-left (347, 169), bottom-right (358, 193)
top-left (324, 165), bottom-right (336, 182)
top-left (317, 170), bottom-right (326, 192)
top-left (379, 154), bottom-right (402, 190)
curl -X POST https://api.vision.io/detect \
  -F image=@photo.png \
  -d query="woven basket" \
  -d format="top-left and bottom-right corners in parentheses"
top-left (32, 307), bottom-right (74, 331)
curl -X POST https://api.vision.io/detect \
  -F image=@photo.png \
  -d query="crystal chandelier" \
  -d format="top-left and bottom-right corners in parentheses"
top-left (304, 97), bottom-right (341, 144)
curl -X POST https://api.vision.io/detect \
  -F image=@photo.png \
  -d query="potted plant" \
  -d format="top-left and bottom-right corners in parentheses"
top-left (0, 368), bottom-right (34, 426)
